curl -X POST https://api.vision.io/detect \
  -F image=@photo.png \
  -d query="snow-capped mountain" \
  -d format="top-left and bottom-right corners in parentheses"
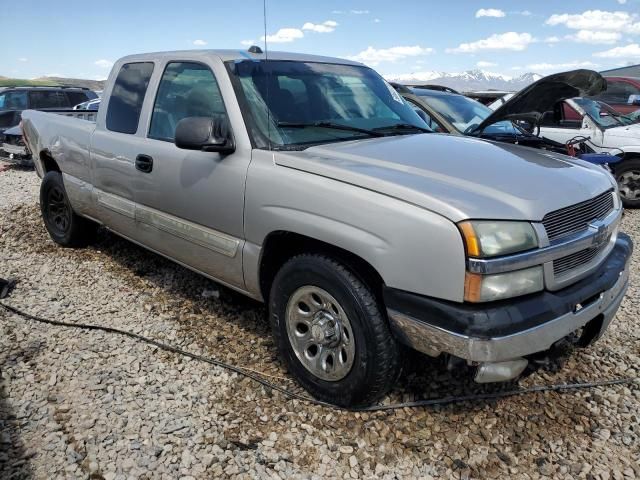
top-left (385, 69), bottom-right (544, 92)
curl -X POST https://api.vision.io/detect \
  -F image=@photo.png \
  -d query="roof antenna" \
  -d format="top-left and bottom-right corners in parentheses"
top-left (263, 0), bottom-right (272, 150)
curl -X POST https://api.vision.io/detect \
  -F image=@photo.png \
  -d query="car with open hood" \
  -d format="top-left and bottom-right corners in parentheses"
top-left (19, 49), bottom-right (632, 407)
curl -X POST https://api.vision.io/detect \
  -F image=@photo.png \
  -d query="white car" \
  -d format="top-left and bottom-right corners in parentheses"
top-left (537, 97), bottom-right (640, 207)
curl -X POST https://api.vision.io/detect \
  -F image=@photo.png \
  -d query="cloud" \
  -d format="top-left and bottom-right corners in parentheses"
top-left (594, 43), bottom-right (640, 58)
top-left (193, 39), bottom-right (207, 46)
top-left (526, 61), bottom-right (599, 72)
top-left (374, 18), bottom-right (381, 23)
top-left (476, 61), bottom-right (497, 68)
top-left (546, 10), bottom-right (640, 34)
top-left (347, 45), bottom-right (434, 66)
top-left (94, 59), bottom-right (113, 69)
top-left (43, 73), bottom-right (62, 77)
top-left (18, 57), bottom-right (28, 62)
top-left (447, 32), bottom-right (535, 53)
top-left (476, 8), bottom-right (506, 18)
top-left (261, 28), bottom-right (304, 43)
top-left (240, 40), bottom-right (255, 46)
top-left (617, 0), bottom-right (627, 4)
top-left (567, 30), bottom-right (621, 44)
top-left (351, 10), bottom-right (369, 14)
top-left (544, 36), bottom-right (561, 44)
top-left (302, 20), bottom-right (338, 33)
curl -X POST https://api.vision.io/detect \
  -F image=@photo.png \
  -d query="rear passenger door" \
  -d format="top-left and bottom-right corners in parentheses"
top-left (91, 62), bottom-right (155, 239)
top-left (131, 61), bottom-right (249, 290)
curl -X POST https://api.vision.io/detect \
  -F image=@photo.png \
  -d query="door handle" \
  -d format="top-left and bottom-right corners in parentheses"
top-left (135, 154), bottom-right (153, 173)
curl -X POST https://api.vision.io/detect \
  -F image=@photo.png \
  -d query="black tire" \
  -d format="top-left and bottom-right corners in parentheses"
top-left (614, 158), bottom-right (640, 209)
top-left (40, 171), bottom-right (96, 247)
top-left (269, 254), bottom-right (401, 407)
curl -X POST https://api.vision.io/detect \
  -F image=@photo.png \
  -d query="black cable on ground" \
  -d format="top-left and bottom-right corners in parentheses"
top-left (0, 300), bottom-right (637, 412)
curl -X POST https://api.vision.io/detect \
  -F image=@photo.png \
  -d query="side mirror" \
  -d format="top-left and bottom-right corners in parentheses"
top-left (174, 115), bottom-right (235, 154)
top-left (628, 94), bottom-right (640, 106)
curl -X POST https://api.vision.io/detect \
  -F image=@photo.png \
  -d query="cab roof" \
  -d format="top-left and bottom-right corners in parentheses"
top-left (118, 49), bottom-right (364, 67)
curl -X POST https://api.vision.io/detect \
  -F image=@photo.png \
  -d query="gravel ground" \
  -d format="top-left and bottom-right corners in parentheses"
top-left (0, 160), bottom-right (639, 480)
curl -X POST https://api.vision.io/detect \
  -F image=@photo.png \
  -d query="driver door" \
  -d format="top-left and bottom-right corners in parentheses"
top-left (132, 61), bottom-right (249, 290)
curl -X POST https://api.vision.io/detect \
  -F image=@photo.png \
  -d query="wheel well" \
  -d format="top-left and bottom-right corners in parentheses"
top-left (40, 150), bottom-right (60, 173)
top-left (259, 231), bottom-right (385, 302)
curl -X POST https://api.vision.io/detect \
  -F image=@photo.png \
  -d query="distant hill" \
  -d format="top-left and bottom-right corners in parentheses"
top-left (385, 69), bottom-right (544, 92)
top-left (0, 76), bottom-right (105, 91)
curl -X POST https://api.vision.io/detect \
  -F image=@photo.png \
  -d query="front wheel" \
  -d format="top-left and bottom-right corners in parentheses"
top-left (615, 158), bottom-right (640, 208)
top-left (269, 254), bottom-right (401, 407)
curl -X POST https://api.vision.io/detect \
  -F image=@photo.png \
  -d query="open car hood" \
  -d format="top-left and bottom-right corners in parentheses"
top-left (471, 69), bottom-right (607, 135)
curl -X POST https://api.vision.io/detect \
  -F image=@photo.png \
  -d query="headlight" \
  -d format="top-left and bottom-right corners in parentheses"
top-left (459, 221), bottom-right (538, 258)
top-left (465, 266), bottom-right (544, 302)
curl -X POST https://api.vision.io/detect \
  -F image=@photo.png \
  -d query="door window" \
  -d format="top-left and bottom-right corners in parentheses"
top-left (0, 91), bottom-right (28, 111)
top-left (29, 91), bottom-right (68, 109)
top-left (66, 91), bottom-right (91, 107)
top-left (106, 62), bottom-right (154, 134)
top-left (149, 62), bottom-right (226, 142)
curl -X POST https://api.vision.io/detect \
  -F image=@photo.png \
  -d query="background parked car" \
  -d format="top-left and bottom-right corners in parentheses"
top-left (73, 98), bottom-right (101, 110)
top-left (393, 83), bottom-right (565, 152)
top-left (0, 86), bottom-right (97, 133)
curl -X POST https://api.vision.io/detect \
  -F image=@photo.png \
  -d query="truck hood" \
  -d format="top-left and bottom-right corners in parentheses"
top-left (472, 69), bottom-right (606, 135)
top-left (275, 134), bottom-right (615, 222)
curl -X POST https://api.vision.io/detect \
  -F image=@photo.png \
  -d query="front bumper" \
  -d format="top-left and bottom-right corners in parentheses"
top-left (385, 233), bottom-right (633, 364)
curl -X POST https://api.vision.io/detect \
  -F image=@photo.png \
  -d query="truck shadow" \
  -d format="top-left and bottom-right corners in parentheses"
top-left (92, 229), bottom-right (562, 406)
top-left (0, 346), bottom-right (33, 479)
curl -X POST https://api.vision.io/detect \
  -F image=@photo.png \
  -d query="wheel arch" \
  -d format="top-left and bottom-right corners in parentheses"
top-left (258, 230), bottom-right (385, 304)
top-left (39, 149), bottom-right (61, 173)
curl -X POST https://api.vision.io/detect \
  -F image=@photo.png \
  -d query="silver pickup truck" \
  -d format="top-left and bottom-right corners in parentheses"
top-left (21, 49), bottom-right (632, 407)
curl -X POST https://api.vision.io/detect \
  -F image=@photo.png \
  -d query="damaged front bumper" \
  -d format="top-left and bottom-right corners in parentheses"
top-left (385, 233), bottom-right (633, 381)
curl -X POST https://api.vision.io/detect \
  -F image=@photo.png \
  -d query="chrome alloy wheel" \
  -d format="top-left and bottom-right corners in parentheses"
top-left (619, 170), bottom-right (640, 201)
top-left (285, 286), bottom-right (356, 381)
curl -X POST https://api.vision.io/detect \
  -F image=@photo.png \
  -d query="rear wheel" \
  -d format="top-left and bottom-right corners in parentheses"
top-left (615, 158), bottom-right (640, 208)
top-left (269, 254), bottom-right (401, 407)
top-left (40, 171), bottom-right (96, 247)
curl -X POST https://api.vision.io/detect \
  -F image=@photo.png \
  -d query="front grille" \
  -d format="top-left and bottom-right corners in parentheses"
top-left (542, 190), bottom-right (614, 242)
top-left (553, 241), bottom-right (609, 276)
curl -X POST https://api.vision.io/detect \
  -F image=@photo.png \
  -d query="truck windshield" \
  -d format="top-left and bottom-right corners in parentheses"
top-left (227, 60), bottom-right (430, 148)
top-left (572, 98), bottom-right (629, 129)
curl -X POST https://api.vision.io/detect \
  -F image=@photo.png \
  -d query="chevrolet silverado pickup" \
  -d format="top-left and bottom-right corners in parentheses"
top-left (21, 49), bottom-right (632, 407)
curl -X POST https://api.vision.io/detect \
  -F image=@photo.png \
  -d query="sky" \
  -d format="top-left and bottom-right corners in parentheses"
top-left (3, 0), bottom-right (640, 81)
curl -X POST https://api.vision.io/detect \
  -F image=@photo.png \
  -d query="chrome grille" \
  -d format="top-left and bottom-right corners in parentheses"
top-left (542, 190), bottom-right (614, 242)
top-left (553, 241), bottom-right (609, 276)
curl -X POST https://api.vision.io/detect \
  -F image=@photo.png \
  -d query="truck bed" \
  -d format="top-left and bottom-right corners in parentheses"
top-left (21, 109), bottom-right (97, 177)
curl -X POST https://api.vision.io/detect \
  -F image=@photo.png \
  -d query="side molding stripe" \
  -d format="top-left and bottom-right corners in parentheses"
top-left (135, 204), bottom-right (240, 258)
top-left (96, 190), bottom-right (136, 219)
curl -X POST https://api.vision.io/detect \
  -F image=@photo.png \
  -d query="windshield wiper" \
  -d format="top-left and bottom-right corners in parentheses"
top-left (373, 123), bottom-right (431, 134)
top-left (277, 121), bottom-right (385, 137)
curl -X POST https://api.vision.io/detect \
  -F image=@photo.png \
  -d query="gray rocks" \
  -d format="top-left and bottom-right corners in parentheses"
top-left (1, 163), bottom-right (639, 479)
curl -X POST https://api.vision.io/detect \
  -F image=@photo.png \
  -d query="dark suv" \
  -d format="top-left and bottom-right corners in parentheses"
top-left (0, 86), bottom-right (98, 132)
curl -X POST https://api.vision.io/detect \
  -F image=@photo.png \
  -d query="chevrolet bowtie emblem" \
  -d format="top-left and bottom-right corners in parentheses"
top-left (588, 221), bottom-right (610, 248)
